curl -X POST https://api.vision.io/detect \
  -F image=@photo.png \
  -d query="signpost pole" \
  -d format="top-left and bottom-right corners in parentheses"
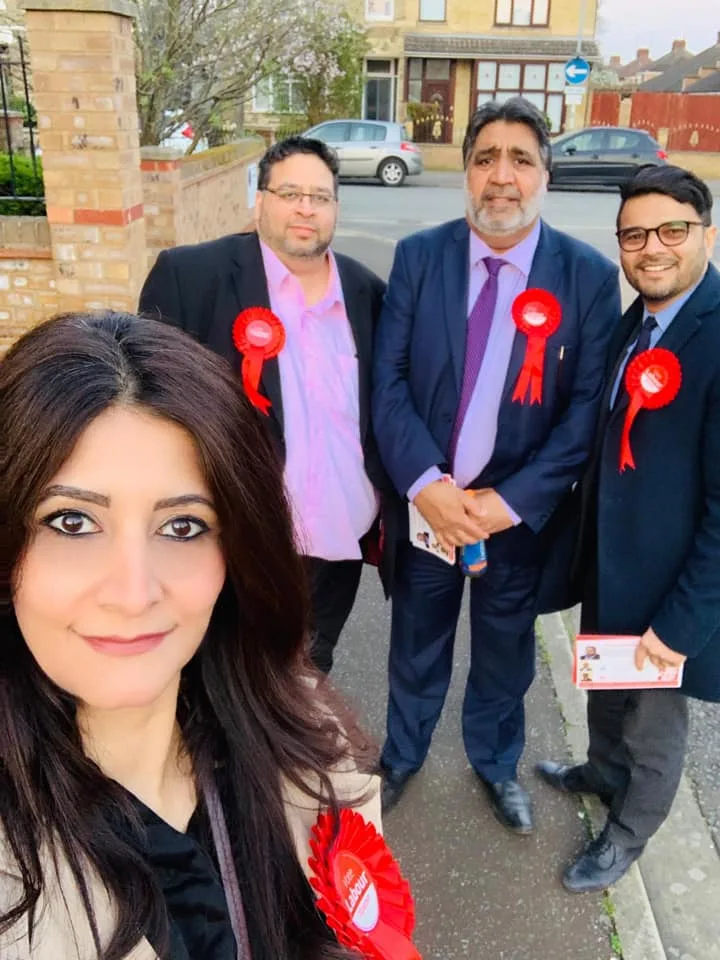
top-left (576, 0), bottom-right (588, 56)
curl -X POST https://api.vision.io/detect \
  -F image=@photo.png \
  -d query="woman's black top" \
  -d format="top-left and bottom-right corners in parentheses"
top-left (121, 787), bottom-right (335, 960)
top-left (132, 795), bottom-right (238, 960)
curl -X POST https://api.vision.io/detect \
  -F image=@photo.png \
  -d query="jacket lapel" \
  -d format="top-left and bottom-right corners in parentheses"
top-left (601, 299), bottom-right (644, 424)
top-left (337, 256), bottom-right (372, 442)
top-left (229, 232), bottom-right (285, 435)
top-left (501, 221), bottom-right (563, 403)
top-left (443, 221), bottom-right (471, 392)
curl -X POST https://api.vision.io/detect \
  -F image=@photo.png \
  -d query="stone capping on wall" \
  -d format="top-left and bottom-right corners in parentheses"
top-left (21, 0), bottom-right (136, 18)
top-left (0, 216), bottom-right (52, 259)
top-left (140, 139), bottom-right (266, 182)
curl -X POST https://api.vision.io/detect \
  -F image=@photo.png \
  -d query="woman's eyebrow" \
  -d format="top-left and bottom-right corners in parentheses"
top-left (38, 485), bottom-right (109, 507)
top-left (38, 486), bottom-right (214, 510)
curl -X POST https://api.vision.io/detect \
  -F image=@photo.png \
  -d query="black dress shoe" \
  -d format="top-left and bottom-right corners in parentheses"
top-left (536, 760), bottom-right (614, 808)
top-left (379, 767), bottom-right (415, 813)
top-left (480, 778), bottom-right (534, 835)
top-left (563, 829), bottom-right (643, 893)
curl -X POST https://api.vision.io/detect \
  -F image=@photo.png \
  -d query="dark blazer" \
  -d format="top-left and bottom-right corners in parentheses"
top-left (139, 231), bottom-right (389, 498)
top-left (577, 264), bottom-right (720, 703)
top-left (372, 217), bottom-right (621, 587)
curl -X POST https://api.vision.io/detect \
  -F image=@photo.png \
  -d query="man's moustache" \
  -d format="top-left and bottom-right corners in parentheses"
top-left (482, 191), bottom-right (521, 200)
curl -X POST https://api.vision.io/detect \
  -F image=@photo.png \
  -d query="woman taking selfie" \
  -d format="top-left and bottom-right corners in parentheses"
top-left (0, 311), bottom-right (380, 960)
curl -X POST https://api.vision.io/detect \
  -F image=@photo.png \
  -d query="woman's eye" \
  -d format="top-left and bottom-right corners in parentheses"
top-left (43, 511), bottom-right (99, 536)
top-left (158, 517), bottom-right (209, 540)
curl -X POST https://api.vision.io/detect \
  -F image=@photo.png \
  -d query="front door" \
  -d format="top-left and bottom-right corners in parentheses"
top-left (422, 80), bottom-right (453, 144)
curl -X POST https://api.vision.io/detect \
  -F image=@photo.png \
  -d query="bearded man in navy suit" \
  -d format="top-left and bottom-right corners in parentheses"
top-left (372, 98), bottom-right (621, 832)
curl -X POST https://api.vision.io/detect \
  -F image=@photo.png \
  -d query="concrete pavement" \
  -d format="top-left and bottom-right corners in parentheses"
top-left (333, 574), bottom-right (619, 960)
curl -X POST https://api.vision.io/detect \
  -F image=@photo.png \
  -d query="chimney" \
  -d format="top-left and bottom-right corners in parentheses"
top-left (637, 48), bottom-right (650, 66)
top-left (672, 39), bottom-right (686, 52)
top-left (609, 55), bottom-right (622, 68)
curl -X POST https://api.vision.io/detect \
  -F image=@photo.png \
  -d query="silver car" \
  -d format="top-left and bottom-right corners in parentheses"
top-left (302, 119), bottom-right (423, 187)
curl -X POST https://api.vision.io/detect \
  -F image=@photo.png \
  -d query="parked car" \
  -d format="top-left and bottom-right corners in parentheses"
top-left (301, 119), bottom-right (423, 187)
top-left (549, 126), bottom-right (667, 190)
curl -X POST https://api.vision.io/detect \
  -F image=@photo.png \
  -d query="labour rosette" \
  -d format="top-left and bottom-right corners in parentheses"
top-left (308, 808), bottom-right (422, 960)
top-left (232, 307), bottom-right (285, 415)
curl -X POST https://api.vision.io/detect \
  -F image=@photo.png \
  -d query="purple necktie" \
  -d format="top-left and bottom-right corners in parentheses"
top-left (449, 256), bottom-right (506, 463)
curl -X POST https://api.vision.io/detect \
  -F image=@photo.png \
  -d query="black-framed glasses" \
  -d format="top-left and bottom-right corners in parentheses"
top-left (616, 220), bottom-right (706, 252)
top-left (262, 187), bottom-right (337, 208)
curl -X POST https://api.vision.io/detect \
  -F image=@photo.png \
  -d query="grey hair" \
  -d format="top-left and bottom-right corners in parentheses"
top-left (462, 97), bottom-right (552, 171)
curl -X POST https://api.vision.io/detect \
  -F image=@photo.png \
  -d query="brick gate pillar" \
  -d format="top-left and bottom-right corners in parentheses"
top-left (22, 0), bottom-right (146, 314)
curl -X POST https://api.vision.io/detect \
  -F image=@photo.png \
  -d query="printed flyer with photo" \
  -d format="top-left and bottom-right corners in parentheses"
top-left (573, 635), bottom-right (684, 690)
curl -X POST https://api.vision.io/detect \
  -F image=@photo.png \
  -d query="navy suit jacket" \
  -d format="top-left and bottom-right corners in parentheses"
top-left (372, 218), bottom-right (620, 584)
top-left (579, 264), bottom-right (720, 702)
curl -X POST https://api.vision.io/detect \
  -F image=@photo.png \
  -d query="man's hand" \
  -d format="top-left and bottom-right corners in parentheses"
top-left (471, 488), bottom-right (515, 536)
top-left (634, 627), bottom-right (687, 672)
top-left (414, 481), bottom-right (489, 551)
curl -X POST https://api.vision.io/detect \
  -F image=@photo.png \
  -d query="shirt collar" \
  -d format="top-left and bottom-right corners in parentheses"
top-left (259, 239), bottom-right (343, 312)
top-left (645, 269), bottom-right (706, 335)
top-left (469, 218), bottom-right (542, 279)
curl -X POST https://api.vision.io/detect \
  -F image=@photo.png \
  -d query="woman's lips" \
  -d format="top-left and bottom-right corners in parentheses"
top-left (79, 630), bottom-right (173, 657)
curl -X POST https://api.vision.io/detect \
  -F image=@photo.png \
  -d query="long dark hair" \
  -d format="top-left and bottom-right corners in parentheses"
top-left (0, 311), bottom-right (370, 960)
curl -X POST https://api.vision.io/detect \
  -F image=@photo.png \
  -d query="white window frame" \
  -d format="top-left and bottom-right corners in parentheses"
top-left (365, 0), bottom-right (394, 21)
top-left (419, 0), bottom-right (446, 22)
top-left (252, 75), bottom-right (303, 114)
top-left (495, 0), bottom-right (550, 26)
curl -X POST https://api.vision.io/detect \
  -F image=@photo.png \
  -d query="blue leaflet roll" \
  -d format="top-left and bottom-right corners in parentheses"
top-left (459, 539), bottom-right (488, 578)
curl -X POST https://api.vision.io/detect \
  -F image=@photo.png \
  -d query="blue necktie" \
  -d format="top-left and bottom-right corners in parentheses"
top-left (612, 314), bottom-right (658, 408)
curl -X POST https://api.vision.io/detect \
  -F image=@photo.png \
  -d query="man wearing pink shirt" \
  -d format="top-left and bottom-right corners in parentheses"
top-left (139, 138), bottom-right (387, 673)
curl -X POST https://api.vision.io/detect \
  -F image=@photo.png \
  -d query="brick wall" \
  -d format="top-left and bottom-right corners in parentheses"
top-left (0, 216), bottom-right (58, 355)
top-left (141, 141), bottom-right (264, 270)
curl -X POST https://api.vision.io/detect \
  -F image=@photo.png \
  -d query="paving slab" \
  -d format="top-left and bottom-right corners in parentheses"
top-left (333, 572), bottom-right (617, 960)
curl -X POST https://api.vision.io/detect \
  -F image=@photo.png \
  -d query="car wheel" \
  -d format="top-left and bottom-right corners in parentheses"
top-left (378, 158), bottom-right (406, 187)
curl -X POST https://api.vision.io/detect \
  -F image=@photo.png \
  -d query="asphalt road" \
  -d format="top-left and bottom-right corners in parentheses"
top-left (332, 172), bottom-right (720, 865)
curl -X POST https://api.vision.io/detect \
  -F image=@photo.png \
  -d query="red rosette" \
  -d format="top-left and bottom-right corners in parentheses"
top-left (511, 288), bottom-right (563, 405)
top-left (308, 808), bottom-right (422, 960)
top-left (619, 347), bottom-right (681, 471)
top-left (232, 307), bottom-right (286, 416)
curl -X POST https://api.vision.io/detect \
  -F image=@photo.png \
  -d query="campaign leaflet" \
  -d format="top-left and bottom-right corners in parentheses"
top-left (573, 635), bottom-right (684, 690)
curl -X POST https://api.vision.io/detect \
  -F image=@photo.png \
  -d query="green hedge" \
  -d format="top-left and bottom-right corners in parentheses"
top-left (0, 153), bottom-right (46, 216)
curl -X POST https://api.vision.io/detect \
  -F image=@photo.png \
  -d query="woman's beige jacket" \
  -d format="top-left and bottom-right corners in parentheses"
top-left (0, 770), bottom-right (381, 959)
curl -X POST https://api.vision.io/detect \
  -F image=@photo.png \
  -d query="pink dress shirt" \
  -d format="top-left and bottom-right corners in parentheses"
top-left (260, 241), bottom-right (378, 561)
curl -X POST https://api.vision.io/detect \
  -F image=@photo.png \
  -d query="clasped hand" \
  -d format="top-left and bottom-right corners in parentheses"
top-left (413, 481), bottom-right (514, 552)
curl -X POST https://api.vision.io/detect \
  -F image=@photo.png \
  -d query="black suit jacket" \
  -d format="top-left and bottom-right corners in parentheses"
top-left (575, 264), bottom-right (720, 702)
top-left (139, 232), bottom-right (391, 570)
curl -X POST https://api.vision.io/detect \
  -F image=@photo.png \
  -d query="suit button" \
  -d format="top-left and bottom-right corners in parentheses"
top-left (443, 413), bottom-right (452, 423)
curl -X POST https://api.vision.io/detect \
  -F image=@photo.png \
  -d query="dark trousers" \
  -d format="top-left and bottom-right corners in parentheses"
top-left (585, 688), bottom-right (689, 850)
top-left (305, 557), bottom-right (363, 674)
top-left (381, 542), bottom-right (541, 782)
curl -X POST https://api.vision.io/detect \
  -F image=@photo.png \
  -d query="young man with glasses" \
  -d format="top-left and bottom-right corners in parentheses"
top-left (139, 137), bottom-right (388, 674)
top-left (538, 165), bottom-right (720, 892)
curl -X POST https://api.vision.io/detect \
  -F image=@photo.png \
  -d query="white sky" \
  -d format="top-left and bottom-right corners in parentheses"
top-left (596, 0), bottom-right (714, 63)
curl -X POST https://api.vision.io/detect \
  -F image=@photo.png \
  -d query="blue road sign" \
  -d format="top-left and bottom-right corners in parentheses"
top-left (564, 56), bottom-right (590, 85)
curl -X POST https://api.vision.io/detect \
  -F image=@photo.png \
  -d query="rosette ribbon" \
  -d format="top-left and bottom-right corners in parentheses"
top-left (309, 808), bottom-right (422, 960)
top-left (232, 307), bottom-right (286, 415)
top-left (619, 347), bottom-right (681, 471)
top-left (511, 289), bottom-right (563, 405)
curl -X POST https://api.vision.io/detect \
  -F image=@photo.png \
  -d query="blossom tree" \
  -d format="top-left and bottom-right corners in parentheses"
top-left (285, 4), bottom-right (369, 126)
top-left (133, 0), bottom-right (368, 150)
